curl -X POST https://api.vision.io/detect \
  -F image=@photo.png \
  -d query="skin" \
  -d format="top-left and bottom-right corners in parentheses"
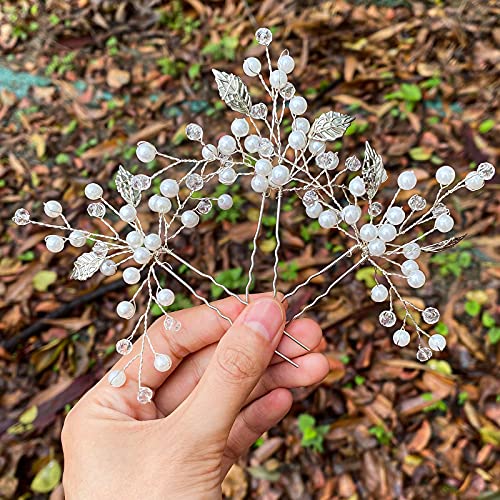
top-left (62, 295), bottom-right (329, 499)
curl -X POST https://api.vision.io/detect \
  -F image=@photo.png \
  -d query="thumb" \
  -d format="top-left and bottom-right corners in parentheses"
top-left (185, 297), bottom-right (285, 436)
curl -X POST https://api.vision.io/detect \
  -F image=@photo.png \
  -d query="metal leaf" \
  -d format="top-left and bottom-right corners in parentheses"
top-left (362, 141), bottom-right (385, 199)
top-left (421, 234), bottom-right (467, 253)
top-left (308, 111), bottom-right (355, 141)
top-left (212, 69), bottom-right (252, 115)
top-left (115, 166), bottom-right (141, 207)
top-left (70, 252), bottom-right (104, 280)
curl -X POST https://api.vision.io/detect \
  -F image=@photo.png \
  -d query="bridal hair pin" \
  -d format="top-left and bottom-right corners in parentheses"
top-left (13, 27), bottom-right (495, 404)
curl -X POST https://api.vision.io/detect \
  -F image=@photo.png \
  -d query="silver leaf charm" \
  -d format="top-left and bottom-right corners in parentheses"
top-left (116, 166), bottom-right (141, 207)
top-left (362, 141), bottom-right (385, 200)
top-left (70, 252), bottom-right (105, 280)
top-left (308, 111), bottom-right (355, 142)
top-left (421, 234), bottom-right (467, 253)
top-left (212, 69), bottom-right (252, 115)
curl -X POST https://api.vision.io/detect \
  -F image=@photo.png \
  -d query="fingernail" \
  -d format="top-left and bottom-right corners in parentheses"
top-left (243, 298), bottom-right (284, 341)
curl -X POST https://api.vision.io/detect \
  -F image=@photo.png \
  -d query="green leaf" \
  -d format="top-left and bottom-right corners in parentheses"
top-left (400, 83), bottom-right (422, 102)
top-left (354, 375), bottom-right (365, 386)
top-left (355, 266), bottom-right (376, 288)
top-left (31, 459), bottom-right (62, 493)
top-left (33, 270), bottom-right (57, 292)
top-left (428, 359), bottom-right (452, 375)
top-left (458, 392), bottom-right (468, 405)
top-left (19, 405), bottom-right (38, 424)
top-left (19, 250), bottom-right (35, 261)
top-left (409, 147), bottom-right (432, 161)
top-left (434, 322), bottom-right (449, 336)
top-left (211, 268), bottom-right (244, 299)
top-left (464, 300), bottom-right (481, 317)
top-left (478, 119), bottom-right (495, 134)
top-left (488, 327), bottom-right (500, 345)
top-left (298, 413), bottom-right (315, 433)
top-left (421, 392), bottom-right (434, 401)
top-left (482, 312), bottom-right (496, 328)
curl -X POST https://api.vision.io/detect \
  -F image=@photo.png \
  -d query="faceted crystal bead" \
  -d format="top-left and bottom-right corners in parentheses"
top-left (108, 369), bottom-right (126, 388)
top-left (477, 162), bottom-right (495, 180)
top-left (137, 386), bottom-right (154, 404)
top-left (164, 315), bottom-right (181, 332)
top-left (345, 156), bottom-right (361, 171)
top-left (416, 346), bottom-right (433, 362)
top-left (279, 82), bottom-right (295, 100)
top-left (92, 240), bottom-right (108, 257)
top-left (185, 173), bottom-right (204, 191)
top-left (316, 151), bottom-right (339, 170)
top-left (302, 190), bottom-right (319, 207)
top-left (422, 307), bottom-right (440, 324)
top-left (87, 202), bottom-right (106, 218)
top-left (408, 194), bottom-right (426, 211)
top-left (379, 310), bottom-right (396, 327)
top-left (12, 208), bottom-right (30, 225)
top-left (257, 138), bottom-right (274, 157)
top-left (186, 123), bottom-right (203, 141)
top-left (131, 174), bottom-right (151, 191)
top-left (368, 202), bottom-right (383, 217)
top-left (432, 203), bottom-right (449, 217)
top-left (255, 27), bottom-right (272, 46)
top-left (250, 103), bottom-right (268, 120)
top-left (219, 155), bottom-right (233, 168)
top-left (116, 338), bottom-right (133, 355)
top-left (196, 199), bottom-right (212, 215)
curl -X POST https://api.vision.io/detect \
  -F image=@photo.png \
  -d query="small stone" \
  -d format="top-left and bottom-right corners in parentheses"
top-left (279, 82), bottom-right (295, 100)
top-left (368, 202), bottom-right (383, 217)
top-left (408, 194), bottom-right (427, 211)
top-left (186, 123), bottom-right (203, 141)
top-left (185, 173), bottom-right (204, 191)
top-left (416, 346), bottom-right (433, 362)
top-left (92, 240), bottom-right (108, 257)
top-left (12, 208), bottom-right (30, 225)
top-left (302, 190), bottom-right (319, 207)
top-left (255, 27), bottom-right (272, 46)
top-left (107, 68), bottom-right (130, 89)
top-left (422, 307), bottom-right (440, 324)
top-left (137, 386), bottom-right (154, 404)
top-left (432, 203), bottom-right (449, 217)
top-left (250, 103), bottom-right (268, 120)
top-left (196, 199), bottom-right (212, 215)
top-left (131, 174), bottom-right (151, 191)
top-left (379, 310), bottom-right (397, 327)
top-left (345, 156), bottom-right (361, 171)
top-left (116, 338), bottom-right (133, 356)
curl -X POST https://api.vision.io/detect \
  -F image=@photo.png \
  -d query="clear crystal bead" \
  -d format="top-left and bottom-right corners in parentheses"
top-left (164, 315), bottom-right (181, 332)
top-left (255, 27), bottom-right (272, 46)
top-left (432, 203), bottom-right (449, 217)
top-left (116, 338), bottom-right (133, 355)
top-left (416, 346), bottom-right (433, 362)
top-left (196, 199), bottom-right (212, 215)
top-left (186, 123), bottom-right (203, 141)
top-left (379, 310), bottom-right (396, 327)
top-left (477, 162), bottom-right (495, 180)
top-left (408, 194), bottom-right (426, 211)
top-left (258, 138), bottom-right (274, 157)
top-left (250, 103), bottom-right (268, 120)
top-left (12, 208), bottom-right (30, 225)
top-left (279, 82), bottom-right (295, 100)
top-left (302, 190), bottom-right (319, 207)
top-left (316, 151), bottom-right (339, 170)
top-left (131, 174), bottom-right (151, 191)
top-left (368, 202), bottom-right (383, 217)
top-left (92, 240), bottom-right (108, 257)
top-left (185, 173), bottom-right (204, 191)
top-left (137, 386), bottom-right (154, 404)
top-left (87, 202), bottom-right (106, 218)
top-left (422, 307), bottom-right (440, 324)
top-left (219, 156), bottom-right (233, 168)
top-left (346, 156), bottom-right (361, 171)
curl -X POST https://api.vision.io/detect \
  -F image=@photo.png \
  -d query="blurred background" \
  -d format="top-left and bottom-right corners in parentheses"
top-left (0, 0), bottom-right (499, 498)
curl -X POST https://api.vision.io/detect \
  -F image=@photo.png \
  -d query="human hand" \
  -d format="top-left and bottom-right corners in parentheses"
top-left (61, 295), bottom-right (329, 499)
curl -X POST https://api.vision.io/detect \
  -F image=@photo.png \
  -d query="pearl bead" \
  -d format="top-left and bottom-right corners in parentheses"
top-left (289, 96), bottom-right (307, 115)
top-left (371, 284), bottom-right (388, 302)
top-left (386, 206), bottom-right (405, 225)
top-left (44, 200), bottom-right (62, 218)
top-left (157, 288), bottom-right (175, 307)
top-left (108, 369), bottom-right (126, 387)
top-left (123, 267), bottom-right (141, 284)
top-left (251, 174), bottom-right (269, 193)
top-left (368, 238), bottom-right (386, 256)
top-left (201, 144), bottom-right (217, 160)
top-left (288, 130), bottom-right (307, 150)
top-left (306, 202), bottom-right (323, 218)
top-left (45, 235), bottom-right (64, 253)
top-left (435, 214), bottom-right (454, 233)
top-left (231, 118), bottom-right (249, 137)
top-left (126, 230), bottom-right (143, 249)
top-left (217, 194), bottom-right (233, 210)
top-left (243, 57), bottom-right (261, 76)
top-left (464, 171), bottom-right (484, 191)
top-left (116, 301), bottom-right (135, 319)
top-left (119, 204), bottom-right (137, 222)
top-left (160, 179), bottom-right (179, 198)
top-left (401, 260), bottom-right (419, 276)
top-left (342, 205), bottom-right (362, 225)
top-left (378, 223), bottom-right (397, 242)
top-left (154, 353), bottom-right (172, 372)
top-left (278, 53), bottom-right (295, 73)
top-left (270, 165), bottom-right (290, 186)
top-left (360, 223), bottom-right (377, 242)
top-left (269, 69), bottom-right (288, 89)
top-left (133, 247), bottom-right (151, 265)
top-left (397, 170), bottom-right (417, 190)
top-left (69, 230), bottom-right (86, 247)
top-left (136, 141), bottom-right (157, 163)
top-left (308, 140), bottom-right (325, 155)
top-left (155, 196), bottom-right (172, 213)
top-left (218, 135), bottom-right (236, 155)
top-left (100, 259), bottom-right (117, 276)
top-left (318, 210), bottom-right (339, 229)
top-left (293, 117), bottom-right (310, 133)
top-left (84, 183), bottom-right (103, 200)
top-left (144, 233), bottom-right (162, 251)
top-left (403, 242), bottom-right (421, 260)
top-left (428, 334), bottom-right (446, 351)
top-left (219, 167), bottom-right (237, 185)
top-left (393, 329), bottom-right (410, 347)
top-left (348, 177), bottom-right (366, 197)
top-left (244, 135), bottom-right (260, 153)
top-left (181, 210), bottom-right (199, 228)
top-left (435, 165), bottom-right (455, 186)
top-left (255, 159), bottom-right (273, 176)
top-left (407, 270), bottom-right (426, 288)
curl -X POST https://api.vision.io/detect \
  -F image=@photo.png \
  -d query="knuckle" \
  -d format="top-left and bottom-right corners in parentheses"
top-left (164, 330), bottom-right (189, 360)
top-left (216, 344), bottom-right (260, 382)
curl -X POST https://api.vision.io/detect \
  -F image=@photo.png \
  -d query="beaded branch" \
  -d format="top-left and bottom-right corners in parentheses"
top-left (13, 27), bottom-right (495, 404)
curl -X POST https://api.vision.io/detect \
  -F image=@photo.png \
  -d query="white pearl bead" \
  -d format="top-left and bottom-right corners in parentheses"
top-left (368, 238), bottom-right (386, 256)
top-left (378, 223), bottom-right (397, 242)
top-left (293, 117), bottom-right (310, 133)
top-left (269, 69), bottom-right (287, 89)
top-left (348, 177), bottom-right (366, 197)
top-left (278, 53), bottom-right (295, 73)
top-left (308, 140), bottom-right (325, 155)
top-left (181, 210), bottom-right (199, 228)
top-left (201, 144), bottom-right (217, 160)
top-left (108, 369), bottom-right (126, 387)
top-left (45, 235), bottom-right (64, 253)
top-left (428, 334), bottom-right (446, 351)
top-left (160, 179), bottom-right (179, 198)
top-left (288, 130), bottom-right (307, 150)
top-left (100, 259), bottom-right (116, 276)
top-left (116, 301), bottom-right (135, 319)
top-left (342, 205), bottom-right (362, 225)
top-left (255, 159), bottom-right (272, 176)
top-left (244, 135), bottom-right (260, 153)
top-left (251, 174), bottom-right (269, 193)
top-left (435, 214), bottom-right (454, 233)
top-left (407, 270), bottom-right (426, 288)
top-left (157, 288), bottom-right (175, 307)
top-left (401, 260), bottom-right (419, 276)
top-left (218, 135), bottom-right (237, 155)
top-left (217, 194), bottom-right (233, 210)
top-left (386, 206), bottom-right (405, 225)
top-left (119, 204), bottom-right (137, 222)
top-left (371, 284), bottom-right (388, 302)
top-left (318, 210), bottom-right (339, 229)
top-left (435, 165), bottom-right (455, 186)
top-left (306, 202), bottom-right (323, 218)
top-left (133, 247), bottom-right (151, 265)
top-left (123, 267), bottom-right (141, 284)
top-left (84, 182), bottom-right (103, 200)
top-left (219, 167), bottom-right (237, 185)
top-left (243, 57), bottom-right (261, 76)
top-left (144, 233), bottom-right (161, 251)
top-left (136, 141), bottom-right (156, 162)
top-left (155, 196), bottom-right (172, 213)
top-left (464, 171), bottom-right (484, 191)
top-left (154, 353), bottom-right (172, 372)
top-left (289, 96), bottom-right (307, 115)
top-left (126, 230), bottom-right (144, 249)
top-left (44, 200), bottom-right (62, 218)
top-left (69, 230), bottom-right (86, 247)
top-left (393, 329), bottom-right (410, 347)
top-left (397, 170), bottom-right (417, 190)
top-left (403, 242), bottom-right (421, 260)
top-left (359, 223), bottom-right (377, 242)
top-left (270, 165), bottom-right (290, 186)
top-left (231, 118), bottom-right (249, 137)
